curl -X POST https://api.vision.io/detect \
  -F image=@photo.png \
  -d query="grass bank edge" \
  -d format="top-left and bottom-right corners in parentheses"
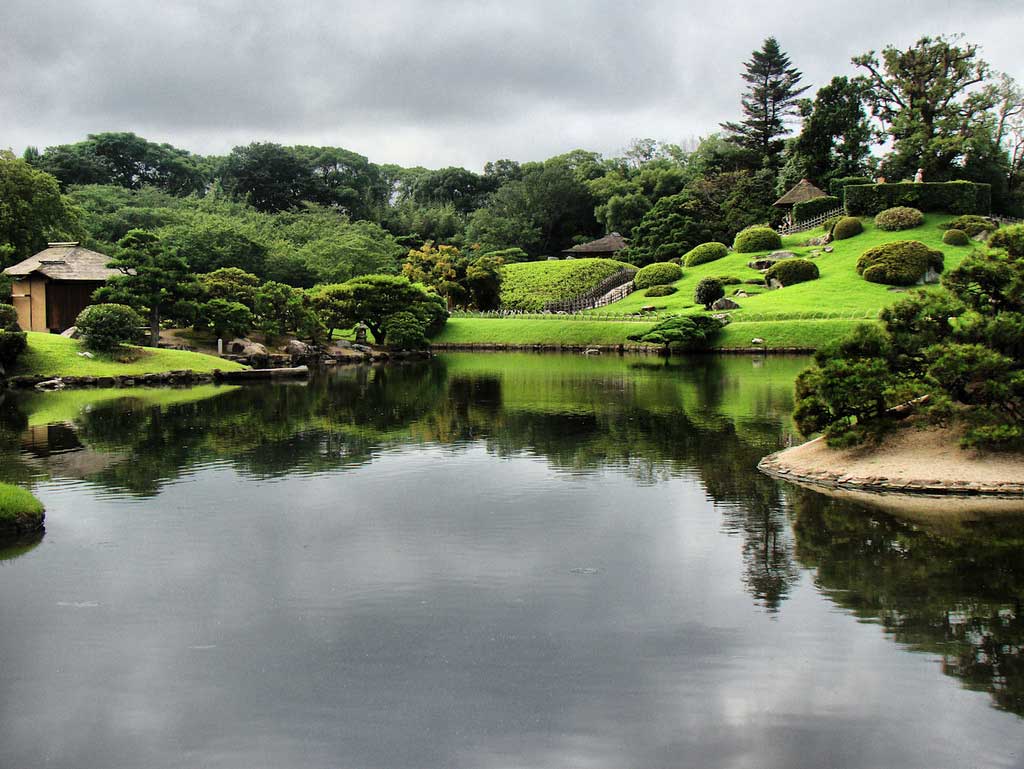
top-left (0, 483), bottom-right (44, 527)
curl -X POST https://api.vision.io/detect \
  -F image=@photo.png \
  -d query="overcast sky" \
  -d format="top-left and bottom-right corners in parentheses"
top-left (2, 0), bottom-right (1021, 171)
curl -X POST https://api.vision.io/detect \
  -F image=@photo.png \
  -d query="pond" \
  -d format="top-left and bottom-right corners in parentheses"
top-left (0, 353), bottom-right (1022, 769)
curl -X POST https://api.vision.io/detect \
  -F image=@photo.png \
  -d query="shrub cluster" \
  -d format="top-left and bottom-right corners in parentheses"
top-left (682, 241), bottom-right (728, 267)
top-left (844, 181), bottom-right (991, 216)
top-left (644, 285), bottom-right (677, 297)
top-left (694, 277), bottom-right (725, 309)
top-left (856, 240), bottom-right (945, 286)
top-left (75, 303), bottom-right (144, 352)
top-left (831, 217), bottom-right (864, 240)
top-left (633, 261), bottom-right (683, 289)
top-left (942, 228), bottom-right (970, 246)
top-left (384, 311), bottom-right (428, 350)
top-left (199, 299), bottom-right (253, 339)
top-left (875, 206), bottom-right (924, 231)
top-left (627, 314), bottom-right (722, 351)
top-left (821, 216), bottom-right (842, 233)
top-left (765, 258), bottom-right (819, 287)
top-left (733, 227), bottom-right (782, 254)
top-left (0, 303), bottom-right (19, 332)
top-left (988, 223), bottom-right (1024, 257)
top-left (944, 214), bottom-right (998, 238)
top-left (792, 196), bottom-right (841, 222)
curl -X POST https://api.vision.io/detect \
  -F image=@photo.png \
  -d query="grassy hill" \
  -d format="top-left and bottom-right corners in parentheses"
top-left (500, 257), bottom-right (633, 311)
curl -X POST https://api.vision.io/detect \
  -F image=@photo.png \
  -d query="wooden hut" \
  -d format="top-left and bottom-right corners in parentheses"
top-left (773, 179), bottom-right (828, 209)
top-left (3, 243), bottom-right (120, 333)
top-left (561, 232), bottom-right (628, 258)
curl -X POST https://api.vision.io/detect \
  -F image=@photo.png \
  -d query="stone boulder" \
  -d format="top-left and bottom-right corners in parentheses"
top-left (711, 297), bottom-right (741, 311)
top-left (60, 325), bottom-right (80, 339)
top-left (284, 339), bottom-right (317, 357)
top-left (228, 338), bottom-right (269, 357)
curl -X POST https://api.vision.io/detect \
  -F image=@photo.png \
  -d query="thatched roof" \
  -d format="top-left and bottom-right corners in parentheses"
top-left (3, 243), bottom-right (120, 282)
top-left (774, 179), bottom-right (828, 207)
top-left (563, 232), bottom-right (628, 255)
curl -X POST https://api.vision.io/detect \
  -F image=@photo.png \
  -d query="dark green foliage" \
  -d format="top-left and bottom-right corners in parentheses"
top-left (634, 262), bottom-right (682, 289)
top-left (717, 276), bottom-right (743, 285)
top-left (253, 281), bottom-right (320, 339)
top-left (789, 78), bottom-right (872, 188)
top-left (0, 303), bottom-right (19, 332)
top-left (0, 331), bottom-right (27, 369)
top-left (695, 278), bottom-right (725, 309)
top-left (792, 196), bottom-right (841, 222)
top-left (945, 215), bottom-right (998, 238)
top-left (829, 176), bottom-right (873, 197)
top-left (683, 242), bottom-right (728, 267)
top-left (311, 274), bottom-right (446, 344)
top-left (844, 182), bottom-right (991, 216)
top-left (198, 299), bottom-right (253, 339)
top-left (200, 268), bottom-right (260, 309)
top-left (942, 228), bottom-right (970, 246)
top-left (644, 285), bottom-right (678, 297)
top-left (874, 206), bottom-right (924, 231)
top-left (857, 240), bottom-right (944, 285)
top-left (627, 192), bottom-right (723, 266)
top-left (480, 247), bottom-right (530, 264)
top-left (832, 217), bottom-right (864, 240)
top-left (733, 226), bottom-right (782, 253)
top-left (384, 311), bottom-right (429, 350)
top-left (159, 219), bottom-right (267, 275)
top-left (765, 258), bottom-right (819, 286)
top-left (0, 151), bottom-right (78, 266)
top-left (821, 216), bottom-right (842, 233)
top-left (627, 314), bottom-right (723, 351)
top-left (989, 224), bottom-right (1024, 257)
top-left (75, 303), bottom-right (143, 352)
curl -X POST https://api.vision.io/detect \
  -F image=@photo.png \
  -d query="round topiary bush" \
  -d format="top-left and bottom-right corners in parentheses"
top-left (765, 258), bottom-right (819, 287)
top-left (856, 240), bottom-right (945, 286)
top-left (832, 217), bottom-right (864, 240)
top-left (75, 303), bottom-right (144, 352)
top-left (733, 226), bottom-right (782, 253)
top-left (0, 303), bottom-right (20, 332)
top-left (945, 214), bottom-right (998, 238)
top-left (874, 206), bottom-right (924, 231)
top-left (634, 261), bottom-right (683, 289)
top-left (694, 277), bottom-right (725, 310)
top-left (942, 228), bottom-right (970, 246)
top-left (0, 330), bottom-right (27, 370)
top-left (989, 224), bottom-right (1024, 257)
top-left (683, 241), bottom-right (728, 267)
top-left (644, 285), bottom-right (678, 297)
top-left (821, 216), bottom-right (842, 234)
top-left (384, 311), bottom-right (428, 350)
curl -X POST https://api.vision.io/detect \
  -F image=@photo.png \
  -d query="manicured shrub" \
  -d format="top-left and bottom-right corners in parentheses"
top-left (683, 241), bottom-right (728, 267)
top-left (0, 330), bottom-right (27, 369)
top-left (944, 214), bottom-right (998, 238)
top-left (733, 226), bottom-right (782, 253)
top-left (844, 181), bottom-right (991, 216)
top-left (644, 285), bottom-right (677, 297)
top-left (199, 299), bottom-right (254, 339)
top-left (75, 303), bottom-right (144, 352)
top-left (829, 176), bottom-right (873, 197)
top-left (831, 217), bottom-right (863, 240)
top-left (384, 311), bottom-right (428, 350)
top-left (694, 277), bottom-right (725, 309)
top-left (942, 228), bottom-right (970, 246)
top-left (821, 216), bottom-right (842, 233)
top-left (0, 303), bottom-right (20, 332)
top-left (875, 206), bottom-right (924, 231)
top-left (765, 258), bottom-right (819, 287)
top-left (856, 240), bottom-right (945, 286)
top-left (989, 224), bottom-right (1024, 257)
top-left (627, 314), bottom-right (722, 351)
top-left (792, 196), bottom-right (841, 222)
top-left (633, 261), bottom-right (683, 289)
top-left (716, 276), bottom-right (742, 285)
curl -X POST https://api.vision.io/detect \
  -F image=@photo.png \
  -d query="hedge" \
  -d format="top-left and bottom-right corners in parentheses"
top-left (0, 303), bottom-right (20, 332)
top-left (944, 214), bottom-right (998, 237)
top-left (829, 176), bottom-right (873, 197)
top-left (832, 217), bottom-right (863, 240)
top-left (792, 196), bottom-right (841, 222)
top-left (733, 227), bottom-right (782, 253)
top-left (683, 242), bottom-right (728, 267)
top-left (634, 261), bottom-right (683, 289)
top-left (844, 181), bottom-right (991, 216)
top-left (644, 285), bottom-right (678, 297)
top-left (765, 258), bottom-right (819, 287)
top-left (989, 224), bottom-right (1024, 257)
top-left (856, 240), bottom-right (945, 286)
top-left (76, 303), bottom-right (144, 352)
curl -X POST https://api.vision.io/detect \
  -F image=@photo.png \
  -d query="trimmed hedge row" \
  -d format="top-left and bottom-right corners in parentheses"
top-left (792, 196), bottom-right (841, 222)
top-left (844, 181), bottom-right (991, 216)
top-left (856, 240), bottom-right (945, 286)
top-left (500, 258), bottom-right (634, 311)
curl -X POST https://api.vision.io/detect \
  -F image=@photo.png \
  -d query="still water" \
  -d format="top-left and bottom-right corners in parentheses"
top-left (0, 353), bottom-right (1021, 769)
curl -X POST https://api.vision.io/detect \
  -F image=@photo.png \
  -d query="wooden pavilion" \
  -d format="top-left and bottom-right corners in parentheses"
top-left (773, 179), bottom-right (828, 209)
top-left (561, 232), bottom-right (628, 258)
top-left (3, 243), bottom-right (120, 333)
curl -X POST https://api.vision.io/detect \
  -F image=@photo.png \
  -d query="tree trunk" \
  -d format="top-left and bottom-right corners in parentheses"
top-left (150, 308), bottom-right (161, 347)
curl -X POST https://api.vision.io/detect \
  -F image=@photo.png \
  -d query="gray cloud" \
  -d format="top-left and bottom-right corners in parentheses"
top-left (2, 0), bottom-right (1021, 169)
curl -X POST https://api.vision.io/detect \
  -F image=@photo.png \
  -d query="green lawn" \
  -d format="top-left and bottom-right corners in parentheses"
top-left (22, 384), bottom-right (241, 427)
top-left (0, 483), bottom-right (44, 525)
top-left (433, 317), bottom-right (657, 346)
top-left (12, 333), bottom-right (247, 378)
top-left (501, 258), bottom-right (633, 311)
top-left (599, 213), bottom-right (968, 318)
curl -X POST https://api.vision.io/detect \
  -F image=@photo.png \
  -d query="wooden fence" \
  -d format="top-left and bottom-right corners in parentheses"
top-left (541, 268), bottom-right (638, 313)
top-left (777, 206), bottom-right (845, 235)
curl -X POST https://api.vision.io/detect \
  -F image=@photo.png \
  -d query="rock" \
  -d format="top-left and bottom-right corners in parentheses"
top-left (77, 351), bottom-right (94, 358)
top-left (768, 250), bottom-right (797, 260)
top-left (60, 325), bottom-right (80, 339)
top-left (823, 246), bottom-right (834, 253)
top-left (711, 313), bottom-right (731, 323)
top-left (284, 339), bottom-right (316, 357)
top-left (35, 379), bottom-right (65, 391)
top-left (640, 305), bottom-right (656, 312)
top-left (711, 297), bottom-right (741, 310)
top-left (747, 258), bottom-right (778, 271)
top-left (733, 290), bottom-right (749, 298)
top-left (227, 338), bottom-right (268, 357)
top-left (919, 267), bottom-right (942, 285)
top-left (767, 278), bottom-right (783, 290)
top-left (351, 343), bottom-right (374, 354)
top-left (751, 337), bottom-right (765, 345)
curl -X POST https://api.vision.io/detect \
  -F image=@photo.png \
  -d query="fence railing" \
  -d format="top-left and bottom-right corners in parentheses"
top-left (448, 308), bottom-right (883, 324)
top-left (541, 268), bottom-right (638, 313)
top-left (777, 206), bottom-right (845, 235)
top-left (994, 214), bottom-right (1024, 226)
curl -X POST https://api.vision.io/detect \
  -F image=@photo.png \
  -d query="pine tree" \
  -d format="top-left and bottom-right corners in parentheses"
top-left (721, 37), bottom-right (810, 168)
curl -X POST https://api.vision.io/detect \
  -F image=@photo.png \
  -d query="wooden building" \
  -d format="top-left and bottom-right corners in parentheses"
top-left (773, 179), bottom-right (828, 210)
top-left (3, 243), bottom-right (120, 333)
top-left (561, 232), bottom-right (629, 258)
